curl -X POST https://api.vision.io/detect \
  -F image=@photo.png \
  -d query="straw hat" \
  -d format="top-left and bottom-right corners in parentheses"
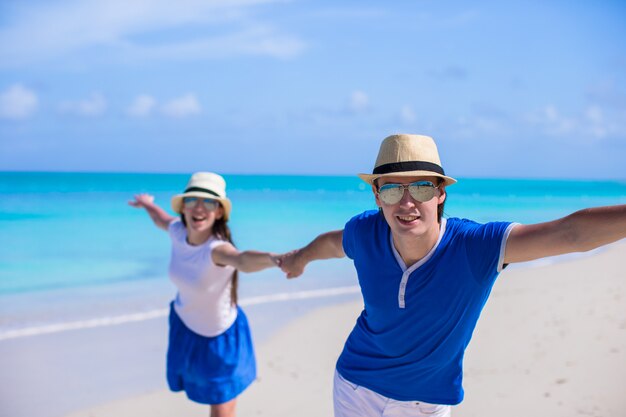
top-left (358, 134), bottom-right (457, 186)
top-left (171, 172), bottom-right (232, 220)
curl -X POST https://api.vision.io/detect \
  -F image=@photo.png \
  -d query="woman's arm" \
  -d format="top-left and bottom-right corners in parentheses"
top-left (279, 229), bottom-right (345, 278)
top-left (128, 194), bottom-right (176, 231)
top-left (212, 243), bottom-right (280, 273)
top-left (504, 204), bottom-right (626, 264)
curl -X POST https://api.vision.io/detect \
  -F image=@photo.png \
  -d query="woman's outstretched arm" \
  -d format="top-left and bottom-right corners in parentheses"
top-left (128, 194), bottom-right (176, 231)
top-left (212, 243), bottom-right (281, 273)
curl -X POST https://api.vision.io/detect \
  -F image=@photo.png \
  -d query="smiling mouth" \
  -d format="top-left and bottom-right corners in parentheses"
top-left (192, 216), bottom-right (206, 222)
top-left (397, 215), bottom-right (420, 223)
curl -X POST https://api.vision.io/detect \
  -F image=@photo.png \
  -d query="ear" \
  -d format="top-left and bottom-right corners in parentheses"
top-left (215, 205), bottom-right (225, 220)
top-left (437, 186), bottom-right (447, 204)
top-left (372, 184), bottom-right (382, 208)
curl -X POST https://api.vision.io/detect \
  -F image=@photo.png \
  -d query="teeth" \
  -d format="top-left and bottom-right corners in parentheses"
top-left (398, 215), bottom-right (418, 221)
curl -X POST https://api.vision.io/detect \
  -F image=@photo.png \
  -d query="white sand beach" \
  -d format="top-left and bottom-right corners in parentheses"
top-left (65, 242), bottom-right (626, 417)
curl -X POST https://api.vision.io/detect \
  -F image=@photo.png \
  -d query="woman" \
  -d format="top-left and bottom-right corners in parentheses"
top-left (129, 172), bottom-right (278, 417)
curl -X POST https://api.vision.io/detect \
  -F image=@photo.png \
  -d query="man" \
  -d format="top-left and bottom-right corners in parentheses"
top-left (278, 134), bottom-right (626, 417)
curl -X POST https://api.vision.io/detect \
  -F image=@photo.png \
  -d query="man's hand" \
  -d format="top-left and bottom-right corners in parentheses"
top-left (279, 249), bottom-right (308, 279)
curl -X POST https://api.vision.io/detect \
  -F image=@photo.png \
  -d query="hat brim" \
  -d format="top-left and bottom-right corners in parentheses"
top-left (171, 191), bottom-right (232, 220)
top-left (358, 171), bottom-right (457, 186)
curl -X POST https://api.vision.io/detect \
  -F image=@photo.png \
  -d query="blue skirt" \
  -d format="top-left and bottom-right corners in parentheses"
top-left (166, 302), bottom-right (257, 405)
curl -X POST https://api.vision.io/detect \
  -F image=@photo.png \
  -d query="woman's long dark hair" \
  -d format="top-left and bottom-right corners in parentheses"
top-left (181, 212), bottom-right (239, 306)
top-left (212, 217), bottom-right (238, 306)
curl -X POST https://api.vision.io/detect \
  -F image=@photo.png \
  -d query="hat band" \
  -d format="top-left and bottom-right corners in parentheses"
top-left (184, 186), bottom-right (220, 197)
top-left (373, 161), bottom-right (445, 176)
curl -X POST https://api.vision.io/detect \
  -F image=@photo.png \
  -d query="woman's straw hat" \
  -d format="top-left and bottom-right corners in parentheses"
top-left (171, 172), bottom-right (232, 220)
top-left (358, 134), bottom-right (457, 186)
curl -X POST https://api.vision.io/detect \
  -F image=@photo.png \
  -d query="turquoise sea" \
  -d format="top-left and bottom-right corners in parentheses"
top-left (0, 172), bottom-right (625, 335)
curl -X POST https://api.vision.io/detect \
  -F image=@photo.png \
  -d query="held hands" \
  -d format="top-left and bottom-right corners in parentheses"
top-left (277, 249), bottom-right (307, 279)
top-left (226, 250), bottom-right (306, 278)
top-left (276, 230), bottom-right (343, 279)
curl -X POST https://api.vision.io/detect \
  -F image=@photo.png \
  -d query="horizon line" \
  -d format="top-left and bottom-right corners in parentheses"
top-left (1, 169), bottom-right (625, 182)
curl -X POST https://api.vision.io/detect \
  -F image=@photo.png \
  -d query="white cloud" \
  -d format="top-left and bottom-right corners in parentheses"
top-left (128, 94), bottom-right (157, 117)
top-left (348, 91), bottom-right (369, 113)
top-left (161, 94), bottom-right (201, 118)
top-left (128, 93), bottom-right (202, 118)
top-left (0, 84), bottom-right (39, 120)
top-left (309, 7), bottom-right (388, 19)
top-left (524, 104), bottom-right (626, 140)
top-left (59, 93), bottom-right (107, 116)
top-left (400, 105), bottom-right (416, 124)
top-left (0, 0), bottom-right (304, 68)
top-left (127, 25), bottom-right (304, 62)
top-left (452, 115), bottom-right (508, 139)
top-left (525, 105), bottom-right (576, 136)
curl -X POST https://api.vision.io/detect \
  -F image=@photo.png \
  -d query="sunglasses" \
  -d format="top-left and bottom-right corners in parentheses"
top-left (377, 181), bottom-right (437, 205)
top-left (182, 197), bottom-right (220, 211)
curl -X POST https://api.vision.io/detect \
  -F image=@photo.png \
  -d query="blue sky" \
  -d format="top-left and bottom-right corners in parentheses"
top-left (1, 0), bottom-right (625, 179)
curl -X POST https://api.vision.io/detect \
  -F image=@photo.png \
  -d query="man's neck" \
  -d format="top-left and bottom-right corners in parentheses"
top-left (392, 223), bottom-right (441, 267)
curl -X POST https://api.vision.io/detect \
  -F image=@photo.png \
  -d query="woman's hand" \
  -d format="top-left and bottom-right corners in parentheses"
top-left (128, 193), bottom-right (155, 208)
top-left (128, 194), bottom-right (174, 230)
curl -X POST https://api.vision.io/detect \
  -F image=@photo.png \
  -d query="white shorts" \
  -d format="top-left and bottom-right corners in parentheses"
top-left (333, 370), bottom-right (452, 417)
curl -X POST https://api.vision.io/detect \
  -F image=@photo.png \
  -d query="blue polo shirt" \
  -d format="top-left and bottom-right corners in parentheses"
top-left (337, 210), bottom-right (516, 405)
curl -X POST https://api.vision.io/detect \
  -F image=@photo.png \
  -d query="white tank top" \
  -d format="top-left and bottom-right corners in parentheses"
top-left (168, 220), bottom-right (237, 337)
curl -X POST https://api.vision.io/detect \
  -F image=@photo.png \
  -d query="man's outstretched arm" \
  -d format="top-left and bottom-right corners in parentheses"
top-left (504, 204), bottom-right (626, 264)
top-left (279, 230), bottom-right (345, 278)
